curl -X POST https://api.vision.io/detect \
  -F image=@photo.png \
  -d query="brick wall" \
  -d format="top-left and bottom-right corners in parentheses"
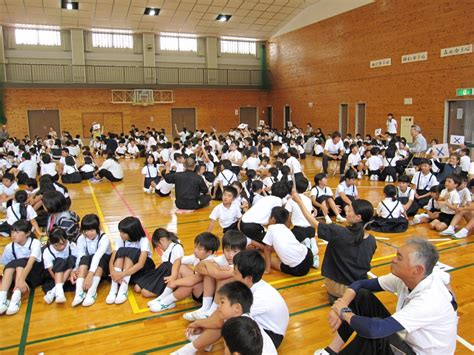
top-left (267, 0), bottom-right (474, 141)
top-left (4, 88), bottom-right (269, 138)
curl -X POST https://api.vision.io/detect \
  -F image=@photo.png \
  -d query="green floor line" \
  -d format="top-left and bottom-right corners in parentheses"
top-left (18, 289), bottom-right (35, 355)
top-left (3, 241), bottom-right (472, 352)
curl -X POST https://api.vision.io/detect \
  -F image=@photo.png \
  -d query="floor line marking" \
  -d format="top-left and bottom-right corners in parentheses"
top-left (457, 335), bottom-right (474, 351)
top-left (18, 289), bottom-right (35, 355)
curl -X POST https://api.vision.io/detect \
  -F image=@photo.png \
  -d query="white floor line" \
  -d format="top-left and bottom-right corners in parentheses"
top-left (457, 335), bottom-right (474, 352)
top-left (367, 271), bottom-right (377, 279)
top-left (427, 238), bottom-right (451, 242)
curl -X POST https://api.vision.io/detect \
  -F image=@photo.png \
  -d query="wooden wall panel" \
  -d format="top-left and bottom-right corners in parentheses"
top-left (267, 0), bottom-right (474, 141)
top-left (4, 88), bottom-right (269, 138)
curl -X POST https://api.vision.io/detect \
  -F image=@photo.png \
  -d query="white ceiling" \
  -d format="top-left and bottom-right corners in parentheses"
top-left (0, 0), bottom-right (369, 39)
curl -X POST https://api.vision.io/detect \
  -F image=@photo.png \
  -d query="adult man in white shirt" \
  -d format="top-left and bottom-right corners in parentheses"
top-left (323, 131), bottom-right (347, 175)
top-left (315, 238), bottom-right (457, 355)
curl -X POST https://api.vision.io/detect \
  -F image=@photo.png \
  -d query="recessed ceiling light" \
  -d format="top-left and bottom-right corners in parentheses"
top-left (61, 0), bottom-right (78, 10)
top-left (144, 7), bottom-right (160, 16)
top-left (216, 14), bottom-right (231, 22)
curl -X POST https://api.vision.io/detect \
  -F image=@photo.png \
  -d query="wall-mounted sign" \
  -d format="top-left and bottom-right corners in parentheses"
top-left (402, 51), bottom-right (427, 63)
top-left (440, 44), bottom-right (472, 57)
top-left (370, 58), bottom-right (391, 68)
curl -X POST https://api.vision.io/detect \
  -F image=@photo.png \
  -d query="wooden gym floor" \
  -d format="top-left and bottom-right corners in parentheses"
top-left (0, 155), bottom-right (473, 355)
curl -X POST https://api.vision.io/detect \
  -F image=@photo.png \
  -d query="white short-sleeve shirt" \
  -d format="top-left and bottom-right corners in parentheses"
top-left (324, 139), bottom-right (344, 155)
top-left (411, 172), bottom-right (438, 190)
top-left (347, 153), bottom-right (361, 167)
top-left (242, 196), bottom-right (283, 225)
top-left (7, 202), bottom-right (37, 225)
top-left (336, 181), bottom-right (358, 198)
top-left (43, 242), bottom-right (78, 269)
top-left (284, 156), bottom-right (302, 174)
top-left (378, 272), bottom-right (457, 355)
top-left (285, 193), bottom-right (312, 227)
top-left (18, 160), bottom-right (37, 178)
top-left (263, 224), bottom-right (307, 267)
top-left (141, 165), bottom-right (158, 178)
top-left (310, 186), bottom-right (334, 199)
top-left (377, 198), bottom-right (405, 218)
top-left (161, 242), bottom-right (184, 264)
top-left (439, 189), bottom-right (460, 214)
top-left (250, 280), bottom-right (289, 336)
top-left (209, 202), bottom-right (242, 228)
top-left (1, 238), bottom-right (42, 265)
top-left (114, 236), bottom-right (152, 258)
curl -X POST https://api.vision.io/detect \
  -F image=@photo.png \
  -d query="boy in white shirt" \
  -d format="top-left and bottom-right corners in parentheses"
top-left (459, 148), bottom-right (470, 178)
top-left (241, 151), bottom-right (260, 171)
top-left (263, 207), bottom-right (312, 276)
top-left (440, 175), bottom-right (471, 236)
top-left (208, 186), bottom-right (242, 233)
top-left (431, 175), bottom-right (461, 232)
top-left (285, 177), bottom-right (319, 268)
top-left (149, 232), bottom-right (220, 312)
top-left (347, 144), bottom-right (364, 179)
top-left (366, 147), bottom-right (383, 180)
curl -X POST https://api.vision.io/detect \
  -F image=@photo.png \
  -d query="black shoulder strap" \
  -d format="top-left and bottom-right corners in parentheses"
top-left (11, 205), bottom-right (21, 221)
top-left (48, 246), bottom-right (56, 261)
top-left (382, 201), bottom-right (399, 219)
top-left (12, 243), bottom-right (16, 259)
top-left (168, 243), bottom-right (177, 263)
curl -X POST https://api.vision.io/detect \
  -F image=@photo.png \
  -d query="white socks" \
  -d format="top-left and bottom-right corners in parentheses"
top-left (118, 275), bottom-right (131, 295)
top-left (160, 293), bottom-right (177, 305)
top-left (87, 276), bottom-right (101, 296)
top-left (75, 278), bottom-right (85, 295)
top-left (177, 342), bottom-right (197, 355)
top-left (206, 302), bottom-right (218, 315)
top-left (109, 267), bottom-right (122, 295)
top-left (11, 289), bottom-right (21, 304)
top-left (200, 297), bottom-right (213, 311)
top-left (55, 283), bottom-right (65, 298)
top-left (161, 286), bottom-right (174, 298)
top-left (0, 290), bottom-right (7, 304)
top-left (309, 238), bottom-right (319, 255)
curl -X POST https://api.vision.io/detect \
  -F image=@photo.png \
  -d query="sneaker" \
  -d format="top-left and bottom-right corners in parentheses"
top-left (440, 227), bottom-right (455, 236)
top-left (324, 215), bottom-right (332, 224)
top-left (149, 301), bottom-right (176, 313)
top-left (183, 309), bottom-right (209, 321)
top-left (453, 229), bottom-right (468, 239)
top-left (143, 188), bottom-right (149, 193)
top-left (410, 216), bottom-right (421, 225)
top-left (314, 349), bottom-right (330, 355)
top-left (0, 299), bottom-right (10, 314)
top-left (71, 292), bottom-right (86, 307)
top-left (55, 294), bottom-right (67, 304)
top-left (114, 292), bottom-right (128, 305)
top-left (385, 176), bottom-right (394, 182)
top-left (105, 292), bottom-right (117, 305)
top-left (147, 297), bottom-right (161, 307)
top-left (336, 215), bottom-right (346, 223)
top-left (82, 293), bottom-right (97, 307)
top-left (43, 291), bottom-right (55, 304)
top-left (185, 331), bottom-right (213, 352)
top-left (312, 254), bottom-right (320, 269)
top-left (6, 300), bottom-right (21, 315)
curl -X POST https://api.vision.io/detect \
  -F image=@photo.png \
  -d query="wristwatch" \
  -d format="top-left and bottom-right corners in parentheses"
top-left (339, 307), bottom-right (352, 319)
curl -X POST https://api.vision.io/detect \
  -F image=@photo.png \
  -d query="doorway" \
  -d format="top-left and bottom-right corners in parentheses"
top-left (339, 104), bottom-right (348, 136)
top-left (28, 110), bottom-right (60, 139)
top-left (355, 103), bottom-right (366, 136)
top-left (82, 112), bottom-right (123, 138)
top-left (171, 108), bottom-right (196, 133)
top-left (446, 100), bottom-right (474, 145)
top-left (266, 106), bottom-right (273, 128)
top-left (284, 105), bottom-right (291, 129)
top-left (240, 107), bottom-right (258, 129)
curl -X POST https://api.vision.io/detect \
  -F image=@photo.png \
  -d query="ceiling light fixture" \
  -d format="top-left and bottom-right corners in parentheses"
top-left (216, 14), bottom-right (231, 22)
top-left (61, 0), bottom-right (78, 10)
top-left (144, 7), bottom-right (160, 16)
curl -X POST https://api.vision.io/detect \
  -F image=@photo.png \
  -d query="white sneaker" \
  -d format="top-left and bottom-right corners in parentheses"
top-left (453, 229), bottom-right (468, 239)
top-left (55, 294), bottom-right (67, 304)
top-left (6, 300), bottom-right (21, 315)
top-left (114, 292), bottom-right (128, 305)
top-left (357, 172), bottom-right (363, 179)
top-left (149, 301), bottom-right (176, 313)
top-left (143, 188), bottom-right (149, 193)
top-left (314, 349), bottom-right (330, 355)
top-left (71, 292), bottom-right (86, 307)
top-left (82, 293), bottom-right (97, 307)
top-left (183, 309), bottom-right (209, 321)
top-left (324, 215), bottom-right (332, 224)
top-left (410, 216), bottom-right (421, 225)
top-left (0, 299), bottom-right (9, 314)
top-left (147, 297), bottom-right (161, 307)
top-left (185, 331), bottom-right (213, 352)
top-left (336, 215), bottom-right (346, 223)
top-left (105, 292), bottom-right (117, 304)
top-left (312, 254), bottom-right (320, 269)
top-left (43, 291), bottom-right (55, 304)
top-left (440, 227), bottom-right (455, 236)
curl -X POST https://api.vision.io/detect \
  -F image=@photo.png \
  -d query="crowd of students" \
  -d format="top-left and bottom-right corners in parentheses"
top-left (0, 122), bottom-right (472, 354)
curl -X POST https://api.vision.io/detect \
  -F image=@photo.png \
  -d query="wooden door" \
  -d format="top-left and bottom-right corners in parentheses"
top-left (82, 113), bottom-right (104, 138)
top-left (171, 108), bottom-right (196, 133)
top-left (339, 104), bottom-right (348, 136)
top-left (104, 113), bottom-right (124, 135)
top-left (240, 107), bottom-right (258, 129)
top-left (28, 110), bottom-right (60, 139)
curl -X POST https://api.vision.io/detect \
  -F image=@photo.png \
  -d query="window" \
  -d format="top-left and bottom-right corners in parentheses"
top-left (91, 31), bottom-right (133, 49)
top-left (159, 33), bottom-right (197, 52)
top-left (15, 27), bottom-right (61, 46)
top-left (220, 37), bottom-right (257, 55)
